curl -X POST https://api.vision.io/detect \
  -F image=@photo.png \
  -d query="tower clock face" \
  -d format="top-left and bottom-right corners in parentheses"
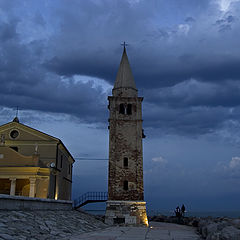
top-left (10, 130), bottom-right (19, 139)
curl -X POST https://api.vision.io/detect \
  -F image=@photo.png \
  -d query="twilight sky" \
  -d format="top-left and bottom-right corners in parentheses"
top-left (1, 0), bottom-right (240, 212)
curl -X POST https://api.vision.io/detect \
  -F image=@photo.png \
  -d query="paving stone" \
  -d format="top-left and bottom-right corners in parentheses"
top-left (0, 233), bottom-right (14, 240)
top-left (17, 237), bottom-right (27, 240)
top-left (69, 222), bottom-right (202, 240)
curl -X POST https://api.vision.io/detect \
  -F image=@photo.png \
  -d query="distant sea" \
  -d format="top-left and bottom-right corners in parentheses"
top-left (84, 209), bottom-right (240, 218)
top-left (147, 210), bottom-right (240, 218)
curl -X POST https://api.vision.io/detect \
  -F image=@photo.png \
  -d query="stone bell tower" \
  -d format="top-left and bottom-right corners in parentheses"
top-left (105, 45), bottom-right (148, 226)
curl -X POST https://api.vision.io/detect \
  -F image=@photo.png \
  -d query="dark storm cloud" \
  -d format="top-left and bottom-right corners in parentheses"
top-left (0, 79), bottom-right (108, 123)
top-left (0, 33), bottom-right (107, 122)
top-left (1, 0), bottom-right (240, 136)
top-left (143, 79), bottom-right (240, 135)
top-left (0, 19), bottom-right (18, 42)
top-left (145, 80), bottom-right (240, 108)
top-left (215, 14), bottom-right (236, 32)
top-left (185, 17), bottom-right (195, 23)
top-left (43, 1), bottom-right (240, 88)
top-left (45, 54), bottom-right (116, 82)
top-left (45, 51), bottom-right (240, 89)
top-left (143, 102), bottom-right (233, 136)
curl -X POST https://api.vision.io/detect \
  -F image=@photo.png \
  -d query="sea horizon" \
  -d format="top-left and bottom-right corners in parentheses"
top-left (83, 209), bottom-right (240, 218)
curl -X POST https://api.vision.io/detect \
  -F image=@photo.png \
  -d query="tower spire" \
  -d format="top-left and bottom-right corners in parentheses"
top-left (113, 43), bottom-right (137, 97)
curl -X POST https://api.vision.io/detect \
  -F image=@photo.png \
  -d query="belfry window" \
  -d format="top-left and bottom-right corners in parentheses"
top-left (123, 180), bottom-right (128, 190)
top-left (119, 103), bottom-right (132, 115)
top-left (124, 157), bottom-right (128, 167)
top-left (119, 104), bottom-right (125, 114)
top-left (127, 104), bottom-right (132, 115)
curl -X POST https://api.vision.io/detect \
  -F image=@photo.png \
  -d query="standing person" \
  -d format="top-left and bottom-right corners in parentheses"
top-left (175, 206), bottom-right (180, 217)
top-left (181, 204), bottom-right (186, 217)
top-left (175, 206), bottom-right (181, 223)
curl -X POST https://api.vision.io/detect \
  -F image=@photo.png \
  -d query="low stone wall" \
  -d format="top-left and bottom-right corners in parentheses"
top-left (0, 194), bottom-right (72, 210)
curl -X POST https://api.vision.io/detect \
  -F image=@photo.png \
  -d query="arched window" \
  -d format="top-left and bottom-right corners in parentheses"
top-left (119, 104), bottom-right (125, 114)
top-left (119, 103), bottom-right (132, 115)
top-left (124, 157), bottom-right (128, 167)
top-left (127, 104), bottom-right (132, 115)
top-left (123, 180), bottom-right (128, 190)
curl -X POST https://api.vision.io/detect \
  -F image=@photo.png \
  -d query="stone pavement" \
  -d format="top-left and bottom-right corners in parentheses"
top-left (0, 210), bottom-right (107, 240)
top-left (70, 222), bottom-right (202, 240)
top-left (0, 210), bottom-right (202, 240)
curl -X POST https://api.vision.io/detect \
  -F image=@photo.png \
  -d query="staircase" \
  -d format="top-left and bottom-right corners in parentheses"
top-left (74, 192), bottom-right (108, 209)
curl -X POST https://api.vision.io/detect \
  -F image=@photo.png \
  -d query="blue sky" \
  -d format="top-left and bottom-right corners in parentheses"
top-left (1, 0), bottom-right (240, 212)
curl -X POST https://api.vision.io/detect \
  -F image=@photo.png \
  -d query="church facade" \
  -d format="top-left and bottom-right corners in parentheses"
top-left (0, 118), bottom-right (74, 200)
top-left (105, 46), bottom-right (148, 226)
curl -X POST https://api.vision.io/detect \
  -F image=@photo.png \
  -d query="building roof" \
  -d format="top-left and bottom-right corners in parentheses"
top-left (113, 46), bottom-right (137, 91)
top-left (0, 119), bottom-right (75, 163)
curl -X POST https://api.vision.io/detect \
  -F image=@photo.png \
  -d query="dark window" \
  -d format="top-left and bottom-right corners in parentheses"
top-left (123, 180), bottom-right (128, 190)
top-left (124, 157), bottom-right (128, 167)
top-left (119, 104), bottom-right (125, 114)
top-left (60, 155), bottom-right (63, 168)
top-left (10, 146), bottom-right (18, 152)
top-left (127, 104), bottom-right (132, 115)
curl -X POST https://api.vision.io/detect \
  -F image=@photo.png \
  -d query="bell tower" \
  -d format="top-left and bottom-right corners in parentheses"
top-left (105, 45), bottom-right (148, 226)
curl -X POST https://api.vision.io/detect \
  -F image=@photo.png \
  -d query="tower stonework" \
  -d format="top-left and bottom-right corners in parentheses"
top-left (105, 47), bottom-right (148, 226)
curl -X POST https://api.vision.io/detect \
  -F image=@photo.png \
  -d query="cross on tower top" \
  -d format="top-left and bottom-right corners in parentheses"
top-left (121, 41), bottom-right (128, 50)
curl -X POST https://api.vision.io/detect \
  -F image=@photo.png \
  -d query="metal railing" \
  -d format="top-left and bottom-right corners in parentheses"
top-left (74, 192), bottom-right (108, 209)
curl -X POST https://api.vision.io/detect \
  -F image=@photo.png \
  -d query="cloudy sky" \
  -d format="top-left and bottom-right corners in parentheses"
top-left (1, 0), bottom-right (240, 213)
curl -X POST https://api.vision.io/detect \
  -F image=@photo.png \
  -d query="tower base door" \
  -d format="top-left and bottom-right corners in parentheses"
top-left (105, 200), bottom-right (148, 226)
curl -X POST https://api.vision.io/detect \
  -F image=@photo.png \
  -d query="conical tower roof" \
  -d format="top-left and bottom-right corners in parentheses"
top-left (113, 46), bottom-right (137, 97)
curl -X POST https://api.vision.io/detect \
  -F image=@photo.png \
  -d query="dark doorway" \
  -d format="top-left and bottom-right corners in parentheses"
top-left (114, 217), bottom-right (125, 224)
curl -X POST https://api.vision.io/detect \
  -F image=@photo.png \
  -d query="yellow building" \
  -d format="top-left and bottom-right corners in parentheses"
top-left (0, 117), bottom-right (74, 200)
